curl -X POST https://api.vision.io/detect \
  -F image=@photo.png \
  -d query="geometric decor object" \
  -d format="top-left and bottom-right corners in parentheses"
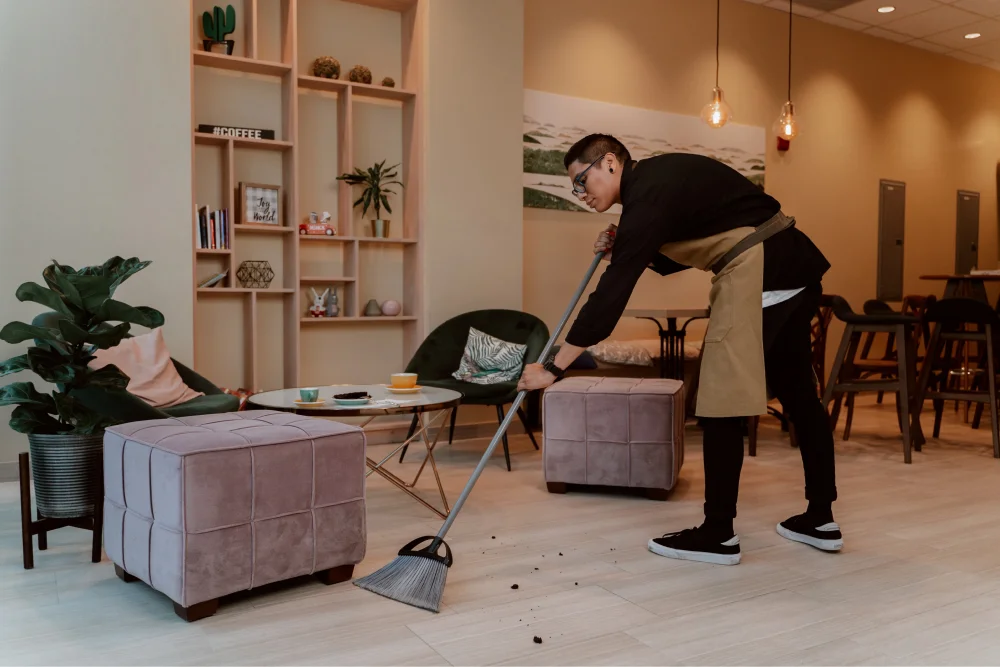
top-left (236, 261), bottom-right (274, 289)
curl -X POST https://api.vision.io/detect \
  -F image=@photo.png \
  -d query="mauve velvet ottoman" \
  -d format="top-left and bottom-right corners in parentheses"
top-left (543, 377), bottom-right (685, 500)
top-left (102, 410), bottom-right (366, 621)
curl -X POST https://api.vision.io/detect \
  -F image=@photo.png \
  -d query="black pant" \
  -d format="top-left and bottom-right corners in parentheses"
top-left (702, 282), bottom-right (837, 520)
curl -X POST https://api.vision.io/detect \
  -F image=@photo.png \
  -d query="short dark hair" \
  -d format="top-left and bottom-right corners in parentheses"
top-left (563, 133), bottom-right (631, 170)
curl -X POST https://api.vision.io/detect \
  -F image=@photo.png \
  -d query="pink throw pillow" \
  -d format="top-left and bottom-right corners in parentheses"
top-left (90, 329), bottom-right (203, 408)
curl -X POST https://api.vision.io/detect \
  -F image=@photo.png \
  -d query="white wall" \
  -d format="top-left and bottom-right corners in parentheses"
top-left (424, 0), bottom-right (524, 329)
top-left (0, 0), bottom-right (192, 469)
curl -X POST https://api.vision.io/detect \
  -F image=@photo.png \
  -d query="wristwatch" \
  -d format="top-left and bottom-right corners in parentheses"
top-left (543, 359), bottom-right (566, 381)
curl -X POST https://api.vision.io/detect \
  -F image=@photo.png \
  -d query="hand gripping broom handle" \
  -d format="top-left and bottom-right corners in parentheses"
top-left (430, 251), bottom-right (607, 547)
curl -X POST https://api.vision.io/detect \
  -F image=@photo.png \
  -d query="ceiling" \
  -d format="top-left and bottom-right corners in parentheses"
top-left (742, 0), bottom-right (1000, 71)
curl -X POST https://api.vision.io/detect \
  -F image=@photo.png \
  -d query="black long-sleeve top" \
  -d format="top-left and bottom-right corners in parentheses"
top-left (565, 153), bottom-right (830, 348)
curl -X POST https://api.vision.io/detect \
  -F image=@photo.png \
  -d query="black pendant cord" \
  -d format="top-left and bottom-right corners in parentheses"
top-left (715, 0), bottom-right (721, 87)
top-left (787, 0), bottom-right (792, 102)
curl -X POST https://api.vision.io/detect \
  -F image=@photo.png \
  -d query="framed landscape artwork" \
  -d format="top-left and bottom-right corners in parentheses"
top-left (523, 89), bottom-right (767, 214)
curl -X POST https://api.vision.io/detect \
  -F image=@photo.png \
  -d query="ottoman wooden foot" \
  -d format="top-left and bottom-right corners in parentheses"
top-left (645, 488), bottom-right (670, 501)
top-left (174, 598), bottom-right (219, 622)
top-left (115, 565), bottom-right (138, 583)
top-left (546, 482), bottom-right (567, 494)
top-left (316, 564), bottom-right (354, 586)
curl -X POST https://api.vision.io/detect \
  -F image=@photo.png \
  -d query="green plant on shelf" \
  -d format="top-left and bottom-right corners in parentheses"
top-left (0, 257), bottom-right (164, 435)
top-left (336, 160), bottom-right (404, 221)
top-left (203, 5), bottom-right (236, 42)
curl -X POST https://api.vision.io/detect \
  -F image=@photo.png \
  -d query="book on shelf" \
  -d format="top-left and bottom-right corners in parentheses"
top-left (194, 205), bottom-right (230, 250)
top-left (198, 269), bottom-right (229, 288)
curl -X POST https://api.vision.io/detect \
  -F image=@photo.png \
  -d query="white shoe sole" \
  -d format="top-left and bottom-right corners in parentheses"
top-left (776, 523), bottom-right (844, 552)
top-left (647, 538), bottom-right (741, 565)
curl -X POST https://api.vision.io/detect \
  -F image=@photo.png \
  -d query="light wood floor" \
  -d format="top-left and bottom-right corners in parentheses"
top-left (3, 397), bottom-right (1000, 665)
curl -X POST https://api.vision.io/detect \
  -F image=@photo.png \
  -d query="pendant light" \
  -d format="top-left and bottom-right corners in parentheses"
top-left (700, 0), bottom-right (732, 129)
top-left (774, 0), bottom-right (799, 142)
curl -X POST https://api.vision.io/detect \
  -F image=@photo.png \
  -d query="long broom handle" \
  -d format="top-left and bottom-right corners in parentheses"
top-left (431, 251), bottom-right (606, 546)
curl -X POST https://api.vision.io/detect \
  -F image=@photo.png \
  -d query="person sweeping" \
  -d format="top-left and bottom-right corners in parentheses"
top-left (518, 133), bottom-right (841, 565)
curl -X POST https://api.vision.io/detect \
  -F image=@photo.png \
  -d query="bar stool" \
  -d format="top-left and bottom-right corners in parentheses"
top-left (822, 296), bottom-right (922, 463)
top-left (912, 298), bottom-right (1000, 458)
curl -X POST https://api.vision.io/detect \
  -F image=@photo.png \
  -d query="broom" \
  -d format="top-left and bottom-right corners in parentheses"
top-left (354, 250), bottom-right (608, 612)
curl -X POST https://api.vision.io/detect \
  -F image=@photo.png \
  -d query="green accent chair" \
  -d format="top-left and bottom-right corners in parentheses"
top-left (32, 312), bottom-right (240, 422)
top-left (399, 309), bottom-right (550, 471)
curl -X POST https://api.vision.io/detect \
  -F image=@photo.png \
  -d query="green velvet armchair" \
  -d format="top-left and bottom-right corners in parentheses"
top-left (32, 312), bottom-right (240, 423)
top-left (399, 309), bottom-right (550, 471)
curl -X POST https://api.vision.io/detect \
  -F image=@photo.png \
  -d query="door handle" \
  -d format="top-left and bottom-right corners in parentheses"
top-left (971, 242), bottom-right (978, 252)
top-left (895, 239), bottom-right (903, 246)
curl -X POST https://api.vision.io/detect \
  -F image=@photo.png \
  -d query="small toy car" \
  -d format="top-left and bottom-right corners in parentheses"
top-left (299, 222), bottom-right (336, 236)
top-left (300, 211), bottom-right (337, 236)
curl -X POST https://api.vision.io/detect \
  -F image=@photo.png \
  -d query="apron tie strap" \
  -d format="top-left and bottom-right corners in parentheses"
top-left (711, 211), bottom-right (796, 275)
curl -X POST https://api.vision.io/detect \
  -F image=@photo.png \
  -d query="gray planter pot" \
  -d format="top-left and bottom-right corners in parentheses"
top-left (27, 433), bottom-right (103, 519)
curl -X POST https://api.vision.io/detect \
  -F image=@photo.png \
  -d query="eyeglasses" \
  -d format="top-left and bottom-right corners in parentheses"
top-left (572, 156), bottom-right (603, 195)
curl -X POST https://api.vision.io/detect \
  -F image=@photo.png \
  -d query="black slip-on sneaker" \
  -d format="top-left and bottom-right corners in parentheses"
top-left (777, 513), bottom-right (844, 552)
top-left (647, 527), bottom-right (741, 566)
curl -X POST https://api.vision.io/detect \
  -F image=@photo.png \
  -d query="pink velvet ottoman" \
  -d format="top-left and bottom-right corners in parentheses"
top-left (543, 377), bottom-right (685, 500)
top-left (102, 410), bottom-right (366, 621)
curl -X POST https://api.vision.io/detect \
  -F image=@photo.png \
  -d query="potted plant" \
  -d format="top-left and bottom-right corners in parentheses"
top-left (336, 160), bottom-right (403, 238)
top-left (0, 257), bottom-right (164, 519)
top-left (202, 4), bottom-right (236, 55)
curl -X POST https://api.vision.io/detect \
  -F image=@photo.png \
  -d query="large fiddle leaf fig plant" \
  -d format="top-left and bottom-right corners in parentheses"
top-left (0, 257), bottom-right (164, 435)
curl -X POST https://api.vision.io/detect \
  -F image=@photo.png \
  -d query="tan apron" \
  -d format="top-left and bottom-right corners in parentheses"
top-left (659, 227), bottom-right (767, 418)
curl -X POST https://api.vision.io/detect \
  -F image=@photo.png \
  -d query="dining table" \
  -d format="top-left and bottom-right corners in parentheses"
top-left (919, 273), bottom-right (1000, 303)
top-left (623, 308), bottom-right (710, 380)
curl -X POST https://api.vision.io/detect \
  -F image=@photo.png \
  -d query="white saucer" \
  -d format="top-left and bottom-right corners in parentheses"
top-left (386, 385), bottom-right (422, 394)
top-left (294, 399), bottom-right (326, 407)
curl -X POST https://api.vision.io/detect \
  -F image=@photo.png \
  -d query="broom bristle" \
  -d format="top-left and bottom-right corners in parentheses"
top-left (354, 554), bottom-right (449, 613)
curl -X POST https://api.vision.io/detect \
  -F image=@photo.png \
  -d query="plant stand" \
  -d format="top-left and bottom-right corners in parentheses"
top-left (19, 452), bottom-right (104, 570)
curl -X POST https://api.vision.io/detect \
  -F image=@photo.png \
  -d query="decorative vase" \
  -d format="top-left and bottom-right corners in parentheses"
top-left (326, 289), bottom-right (340, 317)
top-left (203, 39), bottom-right (235, 55)
top-left (364, 299), bottom-right (382, 317)
top-left (28, 433), bottom-right (104, 519)
top-left (381, 299), bottom-right (401, 317)
top-left (371, 219), bottom-right (390, 238)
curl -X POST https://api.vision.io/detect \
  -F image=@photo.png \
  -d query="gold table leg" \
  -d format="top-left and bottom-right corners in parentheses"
top-left (363, 408), bottom-right (453, 519)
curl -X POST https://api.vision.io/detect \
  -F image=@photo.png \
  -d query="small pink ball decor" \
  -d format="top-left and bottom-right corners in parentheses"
top-left (380, 300), bottom-right (401, 316)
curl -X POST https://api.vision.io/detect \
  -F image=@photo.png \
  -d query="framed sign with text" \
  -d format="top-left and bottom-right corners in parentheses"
top-left (239, 182), bottom-right (281, 226)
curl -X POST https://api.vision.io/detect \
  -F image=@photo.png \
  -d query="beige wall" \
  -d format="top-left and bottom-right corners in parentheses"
top-left (423, 0), bottom-right (525, 428)
top-left (524, 0), bottom-right (1000, 346)
top-left (0, 0), bottom-right (192, 468)
top-left (424, 0), bottom-right (525, 328)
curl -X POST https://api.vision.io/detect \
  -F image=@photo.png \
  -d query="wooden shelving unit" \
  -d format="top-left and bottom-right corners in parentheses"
top-left (190, 0), bottom-right (423, 391)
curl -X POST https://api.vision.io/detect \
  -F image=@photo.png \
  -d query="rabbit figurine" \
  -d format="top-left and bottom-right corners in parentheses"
top-left (309, 287), bottom-right (329, 317)
top-left (326, 288), bottom-right (339, 317)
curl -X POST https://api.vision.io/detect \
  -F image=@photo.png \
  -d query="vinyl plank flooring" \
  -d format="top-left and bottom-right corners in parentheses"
top-left (3, 398), bottom-right (1000, 664)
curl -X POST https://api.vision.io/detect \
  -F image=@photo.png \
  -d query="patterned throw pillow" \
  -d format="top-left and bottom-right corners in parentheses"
top-left (452, 328), bottom-right (528, 385)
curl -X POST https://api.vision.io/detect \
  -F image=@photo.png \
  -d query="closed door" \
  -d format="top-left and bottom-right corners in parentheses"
top-left (955, 190), bottom-right (980, 274)
top-left (878, 179), bottom-right (906, 302)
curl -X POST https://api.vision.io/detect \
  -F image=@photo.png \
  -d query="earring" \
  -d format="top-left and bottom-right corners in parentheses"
top-left (610, 168), bottom-right (614, 173)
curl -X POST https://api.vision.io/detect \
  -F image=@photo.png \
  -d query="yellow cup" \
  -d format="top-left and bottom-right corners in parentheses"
top-left (390, 372), bottom-right (418, 389)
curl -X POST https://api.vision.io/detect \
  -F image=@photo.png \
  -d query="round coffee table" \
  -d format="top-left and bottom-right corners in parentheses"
top-left (248, 384), bottom-right (462, 519)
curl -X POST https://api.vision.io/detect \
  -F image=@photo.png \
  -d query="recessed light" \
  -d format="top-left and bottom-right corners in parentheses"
top-left (965, 32), bottom-right (982, 39)
top-left (877, 6), bottom-right (895, 13)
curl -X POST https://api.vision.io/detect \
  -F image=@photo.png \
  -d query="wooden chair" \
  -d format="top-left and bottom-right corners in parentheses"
top-left (747, 294), bottom-right (835, 456)
top-left (822, 295), bottom-right (921, 463)
top-left (912, 298), bottom-right (1000, 458)
top-left (839, 295), bottom-right (936, 440)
